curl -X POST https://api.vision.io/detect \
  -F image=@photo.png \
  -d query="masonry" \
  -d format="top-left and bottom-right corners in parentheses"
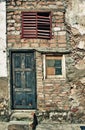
top-left (0, 0), bottom-right (85, 129)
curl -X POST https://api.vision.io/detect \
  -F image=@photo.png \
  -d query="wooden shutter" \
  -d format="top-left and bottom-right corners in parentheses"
top-left (37, 12), bottom-right (51, 39)
top-left (22, 12), bottom-right (37, 38)
top-left (21, 12), bottom-right (52, 39)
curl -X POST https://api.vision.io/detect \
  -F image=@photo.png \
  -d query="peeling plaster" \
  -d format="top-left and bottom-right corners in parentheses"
top-left (66, 0), bottom-right (85, 35)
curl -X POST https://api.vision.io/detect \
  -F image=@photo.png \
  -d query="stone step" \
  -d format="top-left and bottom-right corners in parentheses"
top-left (0, 121), bottom-right (84, 130)
top-left (7, 121), bottom-right (85, 130)
top-left (8, 124), bottom-right (29, 130)
top-left (10, 111), bottom-right (34, 121)
top-left (8, 121), bottom-right (29, 130)
top-left (36, 123), bottom-right (84, 130)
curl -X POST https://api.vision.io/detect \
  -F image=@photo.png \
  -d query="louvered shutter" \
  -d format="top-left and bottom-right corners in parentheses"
top-left (21, 12), bottom-right (52, 39)
top-left (22, 12), bottom-right (37, 38)
top-left (37, 12), bottom-right (52, 39)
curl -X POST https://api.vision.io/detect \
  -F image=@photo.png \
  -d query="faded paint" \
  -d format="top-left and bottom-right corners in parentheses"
top-left (0, 1), bottom-right (7, 77)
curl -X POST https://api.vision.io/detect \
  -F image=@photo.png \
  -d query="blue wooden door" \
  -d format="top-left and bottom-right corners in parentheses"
top-left (11, 51), bottom-right (36, 109)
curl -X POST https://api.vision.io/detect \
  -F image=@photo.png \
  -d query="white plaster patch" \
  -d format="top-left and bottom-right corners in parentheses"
top-left (53, 27), bottom-right (61, 31)
top-left (72, 24), bottom-right (85, 35)
top-left (0, 1), bottom-right (7, 77)
top-left (58, 31), bottom-right (66, 35)
top-left (80, 77), bottom-right (85, 84)
top-left (78, 41), bottom-right (85, 50)
top-left (78, 2), bottom-right (85, 15)
top-left (0, 50), bottom-right (7, 77)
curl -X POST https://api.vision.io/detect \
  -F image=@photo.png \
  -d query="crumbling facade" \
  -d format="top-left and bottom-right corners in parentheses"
top-left (0, 0), bottom-right (85, 124)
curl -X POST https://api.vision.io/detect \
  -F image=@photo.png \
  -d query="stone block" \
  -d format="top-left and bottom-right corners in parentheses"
top-left (56, 1), bottom-right (63, 6)
top-left (56, 23), bottom-right (64, 27)
top-left (75, 60), bottom-right (85, 70)
top-left (56, 19), bottom-right (64, 23)
top-left (55, 11), bottom-right (64, 16)
top-left (8, 124), bottom-right (29, 130)
top-left (78, 41), bottom-right (85, 50)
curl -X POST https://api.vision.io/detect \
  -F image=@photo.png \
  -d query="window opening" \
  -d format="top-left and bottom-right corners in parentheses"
top-left (46, 55), bottom-right (62, 75)
top-left (43, 54), bottom-right (66, 79)
top-left (21, 12), bottom-right (52, 39)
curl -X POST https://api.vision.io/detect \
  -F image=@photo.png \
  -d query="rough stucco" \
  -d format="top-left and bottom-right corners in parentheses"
top-left (0, 0), bottom-right (8, 123)
top-left (0, 1), bottom-right (7, 77)
top-left (66, 0), bottom-right (85, 35)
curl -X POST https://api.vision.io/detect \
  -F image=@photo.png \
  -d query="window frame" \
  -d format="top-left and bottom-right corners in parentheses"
top-left (43, 54), bottom-right (66, 79)
top-left (21, 11), bottom-right (52, 39)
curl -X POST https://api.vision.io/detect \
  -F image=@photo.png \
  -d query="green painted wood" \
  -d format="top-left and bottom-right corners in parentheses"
top-left (11, 51), bottom-right (36, 109)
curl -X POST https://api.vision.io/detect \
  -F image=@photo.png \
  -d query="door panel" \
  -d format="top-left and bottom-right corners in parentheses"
top-left (11, 51), bottom-right (36, 109)
top-left (14, 92), bottom-right (34, 109)
top-left (14, 54), bottom-right (21, 68)
top-left (15, 71), bottom-right (22, 88)
top-left (25, 72), bottom-right (35, 88)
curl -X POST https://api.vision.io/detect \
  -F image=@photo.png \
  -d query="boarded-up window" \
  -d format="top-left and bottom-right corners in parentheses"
top-left (21, 12), bottom-right (52, 39)
top-left (46, 55), bottom-right (62, 75)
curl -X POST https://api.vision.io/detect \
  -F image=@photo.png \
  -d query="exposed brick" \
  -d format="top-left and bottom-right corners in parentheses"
top-left (7, 35), bottom-right (16, 40)
top-left (58, 35), bottom-right (66, 43)
top-left (8, 39), bottom-right (16, 43)
top-left (56, 23), bottom-right (64, 27)
top-left (31, 43), bottom-right (39, 47)
top-left (40, 43), bottom-right (49, 47)
top-left (50, 43), bottom-right (56, 48)
top-left (56, 19), bottom-right (64, 23)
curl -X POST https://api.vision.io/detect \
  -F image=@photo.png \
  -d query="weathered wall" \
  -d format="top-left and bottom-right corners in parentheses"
top-left (6, 0), bottom-right (70, 113)
top-left (0, 0), bottom-right (8, 121)
top-left (65, 0), bottom-right (85, 123)
top-left (0, 0), bottom-right (7, 77)
top-left (0, 0), bottom-right (84, 124)
top-left (66, 0), bottom-right (85, 34)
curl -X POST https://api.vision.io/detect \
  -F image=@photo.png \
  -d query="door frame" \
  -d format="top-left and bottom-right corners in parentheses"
top-left (9, 49), bottom-right (37, 110)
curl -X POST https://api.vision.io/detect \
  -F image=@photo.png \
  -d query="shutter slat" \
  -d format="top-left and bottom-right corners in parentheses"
top-left (23, 18), bottom-right (36, 22)
top-left (24, 31), bottom-right (36, 34)
top-left (23, 12), bottom-right (37, 15)
top-left (23, 21), bottom-right (36, 24)
top-left (23, 24), bottom-right (36, 26)
top-left (23, 31), bottom-right (36, 34)
top-left (23, 16), bottom-right (36, 18)
top-left (38, 21), bottom-right (50, 24)
top-left (38, 29), bottom-right (50, 32)
top-left (24, 27), bottom-right (36, 29)
top-left (38, 32), bottom-right (50, 36)
top-left (23, 35), bottom-right (36, 38)
top-left (38, 35), bottom-right (50, 38)
top-left (38, 18), bottom-right (50, 22)
top-left (37, 15), bottom-right (50, 19)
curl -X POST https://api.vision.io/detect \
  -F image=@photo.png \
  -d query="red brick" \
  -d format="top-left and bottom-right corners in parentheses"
top-left (58, 35), bottom-right (66, 43)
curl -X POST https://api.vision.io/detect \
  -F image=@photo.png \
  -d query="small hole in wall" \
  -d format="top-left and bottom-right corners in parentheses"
top-left (70, 87), bottom-right (73, 90)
